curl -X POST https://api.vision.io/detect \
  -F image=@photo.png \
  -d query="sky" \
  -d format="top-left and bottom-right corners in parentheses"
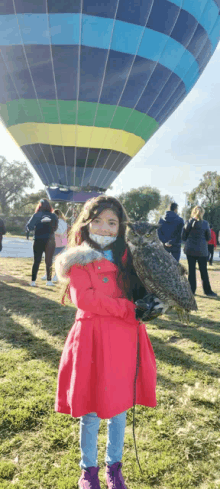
top-left (0, 41), bottom-right (220, 215)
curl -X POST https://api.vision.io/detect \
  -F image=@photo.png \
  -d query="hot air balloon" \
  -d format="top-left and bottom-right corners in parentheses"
top-left (0, 0), bottom-right (219, 202)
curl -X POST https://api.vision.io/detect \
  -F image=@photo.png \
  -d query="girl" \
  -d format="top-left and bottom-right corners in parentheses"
top-left (182, 205), bottom-right (217, 297)
top-left (53, 209), bottom-right (68, 282)
top-left (55, 196), bottom-right (157, 489)
top-left (26, 199), bottom-right (58, 286)
top-left (41, 209), bottom-right (68, 282)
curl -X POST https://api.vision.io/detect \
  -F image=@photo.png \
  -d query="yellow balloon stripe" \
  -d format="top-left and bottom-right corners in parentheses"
top-left (7, 123), bottom-right (145, 158)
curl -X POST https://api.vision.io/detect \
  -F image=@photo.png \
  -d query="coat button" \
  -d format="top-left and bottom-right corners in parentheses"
top-left (98, 266), bottom-right (101, 269)
top-left (102, 277), bottom-right (109, 283)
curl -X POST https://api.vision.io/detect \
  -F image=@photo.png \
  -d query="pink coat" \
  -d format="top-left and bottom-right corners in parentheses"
top-left (55, 219), bottom-right (68, 248)
top-left (55, 242), bottom-right (157, 419)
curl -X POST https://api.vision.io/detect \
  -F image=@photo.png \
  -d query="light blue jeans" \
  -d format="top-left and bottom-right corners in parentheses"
top-left (79, 411), bottom-right (127, 469)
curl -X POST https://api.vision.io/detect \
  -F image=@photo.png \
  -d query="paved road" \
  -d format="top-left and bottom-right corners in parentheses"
top-left (1, 236), bottom-right (220, 261)
top-left (0, 237), bottom-right (34, 258)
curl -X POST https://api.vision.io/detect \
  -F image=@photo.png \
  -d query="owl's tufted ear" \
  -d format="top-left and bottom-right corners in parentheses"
top-left (149, 223), bottom-right (160, 232)
top-left (128, 221), bottom-right (159, 235)
top-left (127, 222), bottom-right (138, 233)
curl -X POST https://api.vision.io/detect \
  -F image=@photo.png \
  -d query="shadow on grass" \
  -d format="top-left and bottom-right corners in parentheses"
top-left (150, 332), bottom-right (220, 378)
top-left (153, 306), bottom-right (220, 338)
top-left (0, 281), bottom-right (75, 368)
top-left (0, 273), bottom-right (30, 287)
top-left (1, 281), bottom-right (220, 387)
top-left (148, 312), bottom-right (220, 378)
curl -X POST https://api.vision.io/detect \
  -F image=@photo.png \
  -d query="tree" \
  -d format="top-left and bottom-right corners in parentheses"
top-left (185, 172), bottom-right (220, 238)
top-left (13, 189), bottom-right (48, 216)
top-left (0, 156), bottom-right (34, 214)
top-left (187, 171), bottom-right (220, 207)
top-left (204, 203), bottom-right (220, 243)
top-left (148, 194), bottom-right (173, 223)
top-left (118, 186), bottom-right (161, 221)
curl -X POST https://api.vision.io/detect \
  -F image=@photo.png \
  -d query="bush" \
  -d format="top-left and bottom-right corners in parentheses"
top-left (0, 215), bottom-right (30, 236)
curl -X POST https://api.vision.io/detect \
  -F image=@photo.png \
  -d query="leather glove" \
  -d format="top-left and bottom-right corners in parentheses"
top-left (135, 293), bottom-right (167, 321)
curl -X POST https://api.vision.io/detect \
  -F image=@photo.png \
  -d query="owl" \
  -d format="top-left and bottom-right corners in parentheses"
top-left (126, 222), bottom-right (197, 314)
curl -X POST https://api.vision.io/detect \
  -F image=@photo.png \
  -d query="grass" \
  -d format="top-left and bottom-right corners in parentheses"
top-left (4, 235), bottom-right (26, 239)
top-left (0, 257), bottom-right (220, 489)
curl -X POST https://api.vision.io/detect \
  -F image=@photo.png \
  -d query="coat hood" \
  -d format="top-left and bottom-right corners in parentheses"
top-left (55, 242), bottom-right (104, 282)
top-left (160, 211), bottom-right (180, 224)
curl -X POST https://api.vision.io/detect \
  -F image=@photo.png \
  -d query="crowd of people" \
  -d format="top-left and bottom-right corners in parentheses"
top-left (157, 202), bottom-right (218, 297)
top-left (24, 199), bottom-right (218, 297)
top-left (0, 199), bottom-right (219, 299)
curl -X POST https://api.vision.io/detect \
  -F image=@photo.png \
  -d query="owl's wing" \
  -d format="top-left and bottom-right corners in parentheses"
top-left (131, 244), bottom-right (196, 311)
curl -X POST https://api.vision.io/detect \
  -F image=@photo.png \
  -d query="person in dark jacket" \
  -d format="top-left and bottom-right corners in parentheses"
top-left (26, 199), bottom-right (58, 286)
top-left (158, 202), bottom-right (184, 262)
top-left (182, 206), bottom-right (217, 297)
top-left (0, 217), bottom-right (6, 252)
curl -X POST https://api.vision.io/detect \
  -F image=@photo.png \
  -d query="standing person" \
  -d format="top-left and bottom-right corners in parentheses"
top-left (26, 226), bottom-right (30, 240)
top-left (54, 195), bottom-right (157, 489)
top-left (41, 209), bottom-right (68, 282)
top-left (26, 199), bottom-right (58, 287)
top-left (208, 227), bottom-right (217, 265)
top-left (158, 202), bottom-right (184, 262)
top-left (65, 203), bottom-right (77, 226)
top-left (182, 206), bottom-right (217, 297)
top-left (0, 217), bottom-right (6, 252)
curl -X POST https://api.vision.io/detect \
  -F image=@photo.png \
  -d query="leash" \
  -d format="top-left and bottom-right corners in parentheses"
top-left (132, 322), bottom-right (143, 474)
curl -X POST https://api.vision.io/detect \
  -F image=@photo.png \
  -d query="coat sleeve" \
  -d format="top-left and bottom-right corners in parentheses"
top-left (205, 222), bottom-right (211, 242)
top-left (69, 265), bottom-right (136, 320)
top-left (157, 220), bottom-right (166, 243)
top-left (26, 213), bottom-right (38, 231)
top-left (168, 218), bottom-right (184, 245)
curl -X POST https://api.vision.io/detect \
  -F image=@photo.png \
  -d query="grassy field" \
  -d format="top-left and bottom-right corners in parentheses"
top-left (0, 257), bottom-right (220, 489)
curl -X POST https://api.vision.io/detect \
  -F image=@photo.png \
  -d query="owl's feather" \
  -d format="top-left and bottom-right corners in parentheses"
top-left (126, 222), bottom-right (197, 314)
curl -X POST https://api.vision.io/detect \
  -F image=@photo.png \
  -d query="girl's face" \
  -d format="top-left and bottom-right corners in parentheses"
top-left (89, 209), bottom-right (119, 237)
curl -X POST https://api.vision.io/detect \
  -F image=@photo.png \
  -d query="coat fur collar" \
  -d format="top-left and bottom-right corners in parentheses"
top-left (55, 242), bottom-right (104, 281)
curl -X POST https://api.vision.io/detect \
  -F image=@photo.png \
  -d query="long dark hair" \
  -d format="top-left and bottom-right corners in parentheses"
top-left (66, 195), bottom-right (134, 300)
top-left (35, 198), bottom-right (53, 213)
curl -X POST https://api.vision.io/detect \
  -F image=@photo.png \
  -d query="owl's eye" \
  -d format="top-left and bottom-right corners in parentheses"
top-left (146, 233), bottom-right (151, 237)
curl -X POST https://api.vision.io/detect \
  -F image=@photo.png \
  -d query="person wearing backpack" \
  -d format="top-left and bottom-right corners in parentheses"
top-left (26, 199), bottom-right (58, 286)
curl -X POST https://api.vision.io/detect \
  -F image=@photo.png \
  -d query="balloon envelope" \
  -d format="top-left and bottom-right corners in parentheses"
top-left (0, 0), bottom-right (220, 201)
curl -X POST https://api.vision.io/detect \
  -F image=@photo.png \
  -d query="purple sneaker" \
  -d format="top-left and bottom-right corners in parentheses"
top-left (105, 462), bottom-right (129, 489)
top-left (78, 466), bottom-right (101, 489)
